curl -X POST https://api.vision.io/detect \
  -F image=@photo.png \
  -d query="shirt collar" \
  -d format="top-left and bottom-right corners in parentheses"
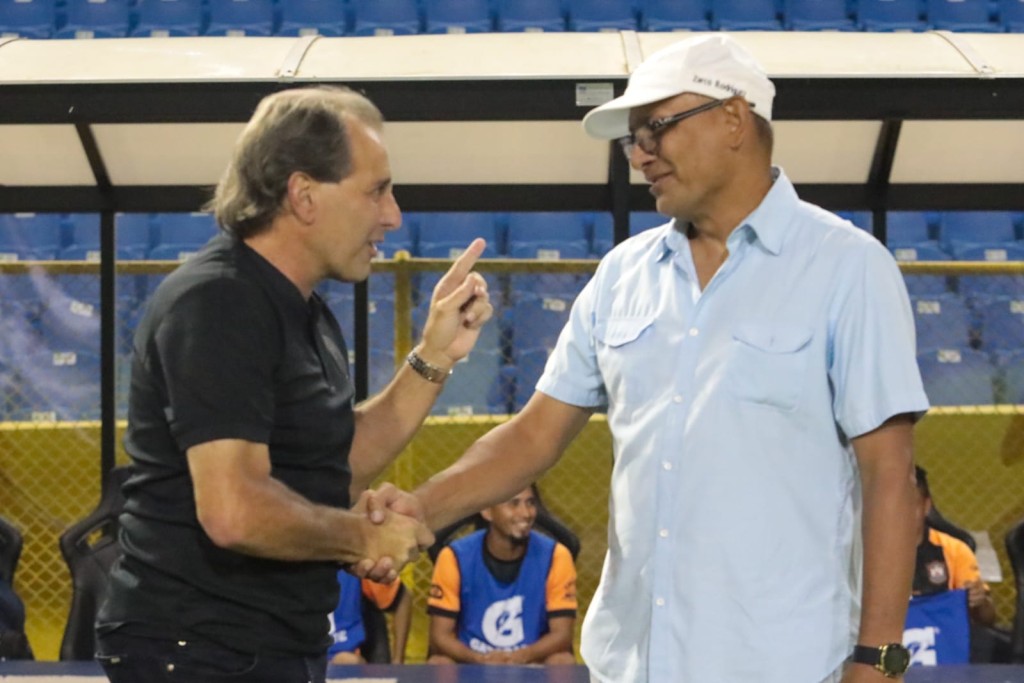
top-left (656, 166), bottom-right (799, 260)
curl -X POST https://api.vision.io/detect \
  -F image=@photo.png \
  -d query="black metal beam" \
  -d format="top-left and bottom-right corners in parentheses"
top-left (866, 119), bottom-right (903, 244)
top-left (2, 77), bottom-right (1023, 124)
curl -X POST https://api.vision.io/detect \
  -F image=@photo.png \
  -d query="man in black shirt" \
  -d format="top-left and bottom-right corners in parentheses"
top-left (96, 86), bottom-right (493, 683)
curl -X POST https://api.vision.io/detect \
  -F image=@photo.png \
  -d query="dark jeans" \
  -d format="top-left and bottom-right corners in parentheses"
top-left (96, 630), bottom-right (327, 683)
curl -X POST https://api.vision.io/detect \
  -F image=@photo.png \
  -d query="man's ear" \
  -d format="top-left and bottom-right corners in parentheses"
top-left (721, 97), bottom-right (752, 151)
top-left (285, 171), bottom-right (317, 224)
top-left (480, 508), bottom-right (493, 523)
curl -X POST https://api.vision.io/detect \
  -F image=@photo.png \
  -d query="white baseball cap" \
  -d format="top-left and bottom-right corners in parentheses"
top-left (582, 34), bottom-right (775, 140)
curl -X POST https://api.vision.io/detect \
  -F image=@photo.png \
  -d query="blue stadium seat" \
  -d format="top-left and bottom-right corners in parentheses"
top-left (975, 296), bottom-right (1023, 352)
top-left (0, 0), bottom-right (57, 38)
top-left (509, 294), bottom-right (573, 359)
top-left (632, 211), bottom-right (668, 234)
top-left (55, 0), bottom-right (131, 38)
top-left (418, 212), bottom-right (503, 253)
top-left (351, 0), bottom-right (421, 35)
top-left (998, 349), bottom-right (1024, 403)
top-left (36, 275), bottom-right (103, 357)
top-left (927, 0), bottom-right (1001, 30)
top-left (496, 0), bottom-right (565, 31)
top-left (890, 242), bottom-right (952, 297)
top-left (836, 211), bottom-right (872, 233)
top-left (512, 346), bottom-right (550, 410)
top-left (115, 213), bottom-right (154, 260)
top-left (377, 218), bottom-right (418, 259)
top-left (639, 0), bottom-right (710, 30)
top-left (0, 213), bottom-right (62, 260)
top-left (566, 0), bottom-right (637, 31)
top-left (955, 244), bottom-right (1024, 299)
top-left (149, 212), bottom-right (217, 261)
top-left (887, 211), bottom-right (933, 246)
top-left (412, 301), bottom-right (506, 415)
top-left (368, 296), bottom-right (396, 352)
top-left (278, 0), bottom-right (347, 36)
top-left (857, 0), bottom-right (926, 31)
top-left (132, 0), bottom-right (204, 37)
top-left (58, 214), bottom-right (101, 261)
top-left (939, 211), bottom-right (1017, 252)
top-left (18, 348), bottom-right (101, 421)
top-left (1001, 0), bottom-right (1024, 31)
top-left (206, 0), bottom-right (274, 36)
top-left (424, 0), bottom-right (493, 33)
top-left (917, 347), bottom-right (995, 406)
top-left (784, 0), bottom-right (855, 29)
top-left (711, 0), bottom-right (781, 29)
top-left (507, 212), bottom-right (589, 245)
top-left (912, 294), bottom-right (974, 351)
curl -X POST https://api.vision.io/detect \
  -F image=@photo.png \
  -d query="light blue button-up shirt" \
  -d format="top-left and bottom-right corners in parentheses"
top-left (537, 169), bottom-right (929, 683)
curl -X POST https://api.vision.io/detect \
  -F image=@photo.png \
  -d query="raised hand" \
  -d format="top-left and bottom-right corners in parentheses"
top-left (419, 238), bottom-right (494, 365)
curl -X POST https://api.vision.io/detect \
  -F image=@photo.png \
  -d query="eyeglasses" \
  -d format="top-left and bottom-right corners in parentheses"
top-left (617, 99), bottom-right (725, 161)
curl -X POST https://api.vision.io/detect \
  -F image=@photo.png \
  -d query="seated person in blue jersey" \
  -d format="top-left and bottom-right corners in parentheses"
top-left (911, 466), bottom-right (995, 626)
top-left (328, 571), bottom-right (411, 665)
top-left (904, 466), bottom-right (997, 666)
top-left (426, 486), bottom-right (577, 665)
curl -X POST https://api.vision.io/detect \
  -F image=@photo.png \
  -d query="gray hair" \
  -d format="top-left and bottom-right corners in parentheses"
top-left (209, 86), bottom-right (384, 239)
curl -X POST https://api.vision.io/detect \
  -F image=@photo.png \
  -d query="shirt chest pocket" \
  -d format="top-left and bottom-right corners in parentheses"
top-left (594, 315), bottom-right (657, 407)
top-left (729, 323), bottom-right (813, 411)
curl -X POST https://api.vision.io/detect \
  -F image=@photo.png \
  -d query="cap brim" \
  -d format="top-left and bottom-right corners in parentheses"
top-left (582, 88), bottom-right (681, 140)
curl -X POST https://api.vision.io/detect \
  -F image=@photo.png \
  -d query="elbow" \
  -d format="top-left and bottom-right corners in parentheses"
top-left (196, 500), bottom-right (250, 550)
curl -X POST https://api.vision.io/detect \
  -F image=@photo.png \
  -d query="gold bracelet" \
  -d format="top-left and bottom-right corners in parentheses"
top-left (406, 350), bottom-right (452, 384)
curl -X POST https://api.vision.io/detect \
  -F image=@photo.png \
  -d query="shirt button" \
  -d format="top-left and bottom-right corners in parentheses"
top-left (655, 597), bottom-right (665, 607)
top-left (662, 461), bottom-right (672, 471)
top-left (672, 395), bottom-right (683, 404)
top-left (659, 529), bottom-right (669, 538)
top-left (689, 327), bottom-right (699, 336)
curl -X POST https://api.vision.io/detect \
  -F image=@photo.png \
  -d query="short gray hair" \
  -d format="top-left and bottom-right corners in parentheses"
top-left (209, 86), bottom-right (384, 239)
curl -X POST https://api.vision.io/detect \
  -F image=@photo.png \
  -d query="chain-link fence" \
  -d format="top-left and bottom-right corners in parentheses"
top-left (0, 211), bottom-right (1022, 660)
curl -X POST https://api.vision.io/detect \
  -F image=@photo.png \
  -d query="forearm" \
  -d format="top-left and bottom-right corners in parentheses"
top-left (854, 420), bottom-right (919, 647)
top-left (349, 346), bottom-right (448, 494)
top-left (514, 622), bottom-right (575, 663)
top-left (390, 591), bottom-right (413, 663)
top-left (416, 395), bottom-right (590, 530)
top-left (197, 467), bottom-right (369, 563)
top-left (430, 629), bottom-right (483, 664)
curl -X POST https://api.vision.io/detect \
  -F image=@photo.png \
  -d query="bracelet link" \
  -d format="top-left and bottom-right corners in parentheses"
top-left (406, 351), bottom-right (452, 384)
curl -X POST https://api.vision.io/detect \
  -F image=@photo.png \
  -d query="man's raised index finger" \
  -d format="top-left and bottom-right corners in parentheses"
top-left (445, 238), bottom-right (487, 280)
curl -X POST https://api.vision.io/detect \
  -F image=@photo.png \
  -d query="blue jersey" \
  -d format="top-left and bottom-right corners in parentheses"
top-left (327, 571), bottom-right (365, 656)
top-left (904, 589), bottom-right (970, 666)
top-left (450, 530), bottom-right (556, 653)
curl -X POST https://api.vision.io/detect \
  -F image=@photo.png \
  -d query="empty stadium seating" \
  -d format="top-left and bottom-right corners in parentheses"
top-left (424, 0), bottom-right (493, 33)
top-left (784, 0), bottom-right (855, 30)
top-left (132, 0), bottom-right (204, 37)
top-left (917, 347), bottom-right (996, 406)
top-left (939, 211), bottom-right (1018, 253)
top-left (278, 0), bottom-right (347, 37)
top-left (0, 213), bottom-right (62, 260)
top-left (927, 0), bottom-right (1000, 31)
top-left (350, 0), bottom-right (421, 36)
top-left (206, 0), bottom-right (274, 36)
top-left (858, 0), bottom-right (926, 31)
top-left (148, 212), bottom-right (217, 261)
top-left (912, 294), bottom-right (974, 351)
top-left (975, 296), bottom-right (1024, 352)
top-left (639, 0), bottom-right (710, 31)
top-left (711, 0), bottom-right (782, 30)
top-left (566, 0), bottom-right (637, 31)
top-left (0, 0), bottom-right (56, 38)
top-left (55, 0), bottom-right (131, 39)
top-left (496, 0), bottom-right (565, 31)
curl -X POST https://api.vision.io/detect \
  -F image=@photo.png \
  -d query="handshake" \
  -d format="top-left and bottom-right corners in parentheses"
top-left (349, 483), bottom-right (435, 583)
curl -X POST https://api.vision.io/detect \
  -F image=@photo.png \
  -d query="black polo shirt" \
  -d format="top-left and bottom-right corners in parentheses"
top-left (98, 232), bottom-right (356, 657)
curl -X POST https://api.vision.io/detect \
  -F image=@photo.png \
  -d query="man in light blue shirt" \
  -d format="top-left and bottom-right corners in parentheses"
top-left (377, 35), bottom-right (928, 683)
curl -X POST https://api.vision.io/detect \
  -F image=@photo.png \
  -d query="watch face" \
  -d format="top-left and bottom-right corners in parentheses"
top-left (881, 644), bottom-right (911, 674)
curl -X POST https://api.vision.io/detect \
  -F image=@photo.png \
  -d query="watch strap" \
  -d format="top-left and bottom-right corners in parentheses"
top-left (406, 350), bottom-right (452, 384)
